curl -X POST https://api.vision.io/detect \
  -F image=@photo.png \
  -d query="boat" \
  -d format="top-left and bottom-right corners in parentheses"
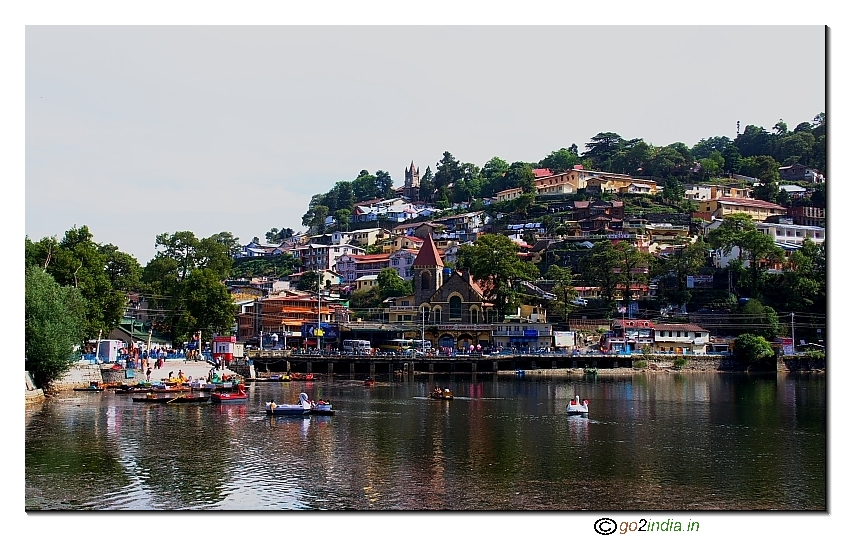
top-left (567, 395), bottom-right (589, 415)
top-left (211, 385), bottom-right (248, 403)
top-left (584, 367), bottom-right (598, 375)
top-left (269, 373), bottom-right (291, 382)
top-left (364, 377), bottom-right (375, 387)
top-left (132, 392), bottom-right (211, 404)
top-left (310, 399), bottom-right (335, 415)
top-left (265, 392), bottom-right (312, 416)
top-left (74, 381), bottom-right (104, 392)
top-left (291, 373), bottom-right (314, 381)
top-left (430, 388), bottom-right (453, 400)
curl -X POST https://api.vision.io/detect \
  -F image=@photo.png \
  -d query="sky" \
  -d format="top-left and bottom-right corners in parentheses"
top-left (7, 1), bottom-right (845, 531)
top-left (23, 24), bottom-right (827, 264)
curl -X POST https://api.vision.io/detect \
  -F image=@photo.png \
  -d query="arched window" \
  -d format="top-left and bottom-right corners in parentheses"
top-left (449, 296), bottom-right (462, 319)
top-left (470, 307), bottom-right (479, 324)
top-left (420, 271), bottom-right (431, 291)
top-left (432, 307), bottom-right (442, 324)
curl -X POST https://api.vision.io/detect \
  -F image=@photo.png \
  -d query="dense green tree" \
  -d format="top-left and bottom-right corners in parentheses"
top-left (418, 166), bottom-right (434, 202)
top-left (209, 231), bottom-right (242, 257)
top-left (653, 239), bottom-right (709, 307)
top-left (348, 286), bottom-right (383, 313)
top-left (578, 240), bottom-right (622, 309)
top-left (434, 151), bottom-right (461, 195)
top-left (143, 231), bottom-right (236, 342)
top-left (582, 132), bottom-right (625, 170)
top-left (735, 124), bottom-right (771, 157)
top-left (457, 233), bottom-right (540, 315)
top-left (734, 333), bottom-right (774, 362)
top-left (375, 170), bottom-right (394, 198)
top-left (539, 148), bottom-right (581, 173)
top-left (296, 270), bottom-right (322, 293)
top-left (691, 136), bottom-right (732, 160)
top-left (480, 157), bottom-right (510, 197)
top-left (99, 244), bottom-right (143, 292)
top-left (25, 267), bottom-right (88, 388)
top-left (740, 298), bottom-right (781, 340)
top-left (504, 162), bottom-right (536, 193)
top-left (377, 268), bottom-right (413, 300)
top-left (616, 241), bottom-right (651, 306)
top-left (231, 254), bottom-right (300, 279)
top-left (182, 268), bottom-right (237, 337)
top-left (25, 227), bottom-right (127, 341)
top-left (334, 209), bottom-right (351, 232)
top-left (546, 264), bottom-right (577, 321)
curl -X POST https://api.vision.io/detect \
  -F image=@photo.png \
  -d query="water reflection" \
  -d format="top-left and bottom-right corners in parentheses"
top-left (26, 373), bottom-right (825, 510)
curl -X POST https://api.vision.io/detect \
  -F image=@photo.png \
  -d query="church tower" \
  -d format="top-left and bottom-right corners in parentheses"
top-left (412, 232), bottom-right (443, 305)
top-left (404, 160), bottom-right (420, 200)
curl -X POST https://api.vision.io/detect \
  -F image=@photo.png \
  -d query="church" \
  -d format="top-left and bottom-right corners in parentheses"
top-left (388, 232), bottom-right (494, 352)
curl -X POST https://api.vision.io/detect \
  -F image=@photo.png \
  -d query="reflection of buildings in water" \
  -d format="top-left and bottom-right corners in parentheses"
top-left (300, 416), bottom-right (311, 438)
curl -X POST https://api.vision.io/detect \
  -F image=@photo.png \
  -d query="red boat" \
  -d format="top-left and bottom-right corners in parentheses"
top-left (211, 385), bottom-right (247, 403)
top-left (364, 377), bottom-right (375, 387)
top-left (290, 373), bottom-right (315, 381)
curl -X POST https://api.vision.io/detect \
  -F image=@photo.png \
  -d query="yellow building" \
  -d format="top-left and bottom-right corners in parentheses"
top-left (698, 198), bottom-right (786, 222)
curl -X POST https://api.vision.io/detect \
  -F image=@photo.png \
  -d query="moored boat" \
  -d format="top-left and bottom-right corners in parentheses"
top-left (132, 392), bottom-right (211, 404)
top-left (364, 377), bottom-right (375, 387)
top-left (265, 392), bottom-right (312, 416)
top-left (567, 395), bottom-right (589, 415)
top-left (74, 381), bottom-right (104, 392)
top-left (211, 385), bottom-right (247, 403)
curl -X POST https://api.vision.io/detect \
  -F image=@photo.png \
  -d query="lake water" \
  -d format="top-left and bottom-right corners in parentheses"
top-left (24, 372), bottom-right (826, 511)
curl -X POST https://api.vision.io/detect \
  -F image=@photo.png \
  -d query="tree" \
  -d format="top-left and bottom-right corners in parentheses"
top-left (143, 231), bottom-right (235, 342)
top-left (504, 162), bottom-right (536, 193)
top-left (583, 132), bottom-right (625, 170)
top-left (456, 233), bottom-right (539, 315)
top-left (578, 240), bottom-right (621, 310)
top-left (26, 227), bottom-right (126, 341)
top-left (546, 264), bottom-right (577, 322)
top-left (26, 267), bottom-right (87, 388)
top-left (740, 299), bottom-right (780, 340)
top-left (265, 228), bottom-right (280, 243)
top-left (539, 148), bottom-right (580, 174)
top-left (182, 268), bottom-right (237, 337)
top-left (419, 166), bottom-right (435, 202)
top-left (334, 209), bottom-right (351, 232)
top-left (733, 333), bottom-right (774, 363)
top-left (616, 241), bottom-right (650, 306)
top-left (375, 170), bottom-right (394, 198)
top-left (377, 268), bottom-right (413, 300)
top-left (297, 271), bottom-right (322, 293)
top-left (209, 231), bottom-right (242, 257)
top-left (99, 244), bottom-right (142, 292)
top-left (653, 239), bottom-right (709, 307)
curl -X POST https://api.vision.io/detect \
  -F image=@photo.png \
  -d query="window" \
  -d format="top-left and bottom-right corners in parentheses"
top-left (449, 296), bottom-right (462, 319)
top-left (421, 271), bottom-right (431, 290)
top-left (433, 308), bottom-right (442, 323)
top-left (471, 308), bottom-right (479, 324)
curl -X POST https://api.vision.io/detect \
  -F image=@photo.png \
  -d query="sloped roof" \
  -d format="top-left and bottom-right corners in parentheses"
top-left (412, 233), bottom-right (444, 267)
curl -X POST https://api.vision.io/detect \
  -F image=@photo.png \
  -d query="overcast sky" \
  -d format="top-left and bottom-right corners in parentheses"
top-left (25, 25), bottom-right (825, 264)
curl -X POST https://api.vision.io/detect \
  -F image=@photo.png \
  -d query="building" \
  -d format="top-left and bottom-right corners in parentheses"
top-left (779, 163), bottom-right (824, 184)
top-left (335, 252), bottom-right (391, 284)
top-left (293, 243), bottom-right (365, 272)
top-left (785, 206), bottom-right (825, 227)
top-left (391, 233), bottom-right (495, 351)
top-left (652, 323), bottom-right (710, 355)
top-left (403, 160), bottom-right (420, 200)
top-left (601, 319), bottom-right (656, 353)
top-left (697, 198), bottom-right (787, 222)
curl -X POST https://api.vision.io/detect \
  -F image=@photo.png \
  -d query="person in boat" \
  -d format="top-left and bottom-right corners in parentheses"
top-left (168, 371), bottom-right (174, 380)
top-left (146, 367), bottom-right (152, 382)
top-left (178, 370), bottom-right (186, 382)
top-left (269, 401), bottom-right (276, 410)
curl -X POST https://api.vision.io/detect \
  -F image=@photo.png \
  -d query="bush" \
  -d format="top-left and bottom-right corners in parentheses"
top-left (673, 357), bottom-right (687, 369)
top-left (733, 333), bottom-right (774, 362)
top-left (633, 360), bottom-right (648, 369)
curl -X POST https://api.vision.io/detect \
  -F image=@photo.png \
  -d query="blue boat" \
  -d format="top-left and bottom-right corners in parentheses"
top-left (265, 392), bottom-right (311, 416)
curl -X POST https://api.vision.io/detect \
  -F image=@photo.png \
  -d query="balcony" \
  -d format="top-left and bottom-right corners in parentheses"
top-left (389, 306), bottom-right (418, 312)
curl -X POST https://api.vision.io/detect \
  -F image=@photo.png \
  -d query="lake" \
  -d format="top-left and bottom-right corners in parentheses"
top-left (24, 371), bottom-right (826, 511)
